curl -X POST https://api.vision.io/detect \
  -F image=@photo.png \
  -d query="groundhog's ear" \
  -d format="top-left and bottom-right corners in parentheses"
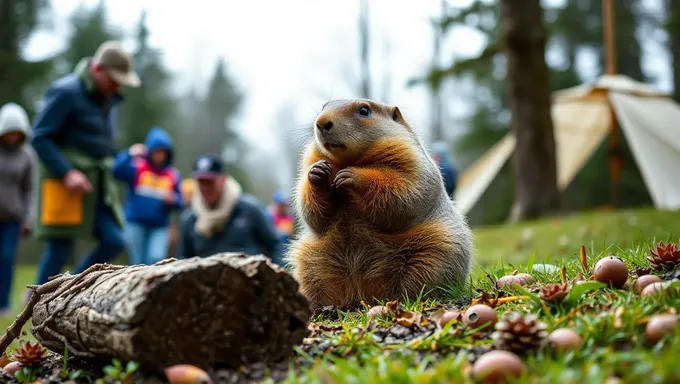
top-left (391, 106), bottom-right (405, 124)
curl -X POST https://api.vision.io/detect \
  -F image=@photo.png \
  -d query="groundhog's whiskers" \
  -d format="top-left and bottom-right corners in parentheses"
top-left (286, 124), bottom-right (314, 149)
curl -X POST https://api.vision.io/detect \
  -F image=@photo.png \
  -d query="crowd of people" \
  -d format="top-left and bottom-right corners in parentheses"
top-left (0, 40), bottom-right (457, 317)
top-left (0, 41), bottom-right (295, 316)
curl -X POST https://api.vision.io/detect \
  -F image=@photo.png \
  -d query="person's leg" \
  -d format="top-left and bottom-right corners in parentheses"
top-left (145, 226), bottom-right (169, 265)
top-left (0, 221), bottom-right (21, 312)
top-left (123, 221), bottom-right (146, 265)
top-left (36, 237), bottom-right (75, 285)
top-left (73, 199), bottom-right (125, 273)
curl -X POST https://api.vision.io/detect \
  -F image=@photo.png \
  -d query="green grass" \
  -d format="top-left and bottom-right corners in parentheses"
top-left (2, 206), bottom-right (680, 383)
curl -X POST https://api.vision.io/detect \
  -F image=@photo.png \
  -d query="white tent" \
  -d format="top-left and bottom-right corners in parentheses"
top-left (453, 74), bottom-right (680, 215)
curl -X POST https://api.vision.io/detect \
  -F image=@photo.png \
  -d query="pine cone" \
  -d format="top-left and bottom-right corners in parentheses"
top-left (10, 340), bottom-right (47, 366)
top-left (648, 241), bottom-right (680, 271)
top-left (491, 312), bottom-right (548, 354)
top-left (539, 283), bottom-right (569, 302)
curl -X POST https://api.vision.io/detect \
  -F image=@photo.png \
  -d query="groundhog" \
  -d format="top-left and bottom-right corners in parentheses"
top-left (285, 99), bottom-right (474, 312)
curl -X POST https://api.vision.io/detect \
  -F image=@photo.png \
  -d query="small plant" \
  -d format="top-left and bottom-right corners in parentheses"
top-left (14, 366), bottom-right (37, 383)
top-left (60, 347), bottom-right (85, 381)
top-left (11, 340), bottom-right (47, 366)
top-left (97, 358), bottom-right (140, 384)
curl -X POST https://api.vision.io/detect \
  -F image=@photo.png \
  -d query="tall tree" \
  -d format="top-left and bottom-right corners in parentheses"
top-left (0, 0), bottom-right (54, 114)
top-left (500, 0), bottom-right (559, 221)
top-left (117, 10), bottom-right (178, 149)
top-left (665, 0), bottom-right (680, 102)
top-left (58, 1), bottom-right (122, 74)
top-left (358, 0), bottom-right (371, 99)
top-left (199, 58), bottom-right (252, 192)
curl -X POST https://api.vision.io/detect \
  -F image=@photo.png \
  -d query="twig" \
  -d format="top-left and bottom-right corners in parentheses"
top-left (0, 275), bottom-right (70, 356)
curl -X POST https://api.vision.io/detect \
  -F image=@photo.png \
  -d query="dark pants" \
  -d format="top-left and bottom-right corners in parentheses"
top-left (36, 197), bottom-right (125, 285)
top-left (0, 220), bottom-right (20, 310)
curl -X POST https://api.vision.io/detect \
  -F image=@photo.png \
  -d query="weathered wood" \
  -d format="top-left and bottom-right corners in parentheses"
top-left (28, 253), bottom-right (312, 373)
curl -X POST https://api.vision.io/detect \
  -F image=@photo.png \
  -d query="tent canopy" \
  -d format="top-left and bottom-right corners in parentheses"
top-left (453, 74), bottom-right (680, 215)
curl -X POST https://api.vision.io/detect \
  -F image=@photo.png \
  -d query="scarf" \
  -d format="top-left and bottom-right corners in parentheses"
top-left (191, 177), bottom-right (242, 239)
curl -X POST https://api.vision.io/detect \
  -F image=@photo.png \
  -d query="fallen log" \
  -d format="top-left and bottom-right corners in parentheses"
top-left (1, 253), bottom-right (312, 373)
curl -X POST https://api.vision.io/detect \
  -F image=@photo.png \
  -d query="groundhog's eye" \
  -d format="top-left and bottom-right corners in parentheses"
top-left (358, 106), bottom-right (371, 117)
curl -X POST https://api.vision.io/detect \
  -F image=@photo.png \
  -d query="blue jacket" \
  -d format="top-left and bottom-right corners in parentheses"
top-left (112, 127), bottom-right (183, 228)
top-left (433, 143), bottom-right (458, 197)
top-left (31, 58), bottom-right (122, 179)
top-left (178, 194), bottom-right (284, 266)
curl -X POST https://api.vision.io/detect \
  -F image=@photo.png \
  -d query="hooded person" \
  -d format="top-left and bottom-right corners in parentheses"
top-left (0, 102), bottom-right (36, 316)
top-left (266, 190), bottom-right (295, 247)
top-left (177, 154), bottom-right (284, 266)
top-left (432, 141), bottom-right (458, 198)
top-left (112, 126), bottom-right (183, 265)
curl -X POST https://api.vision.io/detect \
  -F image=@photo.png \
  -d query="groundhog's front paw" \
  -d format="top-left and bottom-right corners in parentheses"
top-left (332, 167), bottom-right (358, 188)
top-left (308, 160), bottom-right (333, 188)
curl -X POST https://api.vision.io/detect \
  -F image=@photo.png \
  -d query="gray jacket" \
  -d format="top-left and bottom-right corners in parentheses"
top-left (0, 102), bottom-right (36, 223)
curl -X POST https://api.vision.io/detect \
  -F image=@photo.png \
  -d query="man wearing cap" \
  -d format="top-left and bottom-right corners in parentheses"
top-left (30, 41), bottom-right (141, 285)
top-left (178, 155), bottom-right (284, 266)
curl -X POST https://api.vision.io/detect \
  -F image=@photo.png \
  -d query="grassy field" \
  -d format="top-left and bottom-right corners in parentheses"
top-left (1, 205), bottom-right (679, 382)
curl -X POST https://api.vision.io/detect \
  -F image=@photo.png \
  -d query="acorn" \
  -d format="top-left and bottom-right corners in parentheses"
top-left (632, 275), bottom-right (662, 294)
top-left (165, 364), bottom-right (213, 384)
top-left (547, 328), bottom-right (584, 351)
top-left (471, 350), bottom-right (525, 384)
top-left (496, 273), bottom-right (535, 289)
top-left (640, 281), bottom-right (680, 298)
top-left (366, 305), bottom-right (389, 320)
top-left (463, 304), bottom-right (498, 330)
top-left (644, 313), bottom-right (680, 345)
top-left (593, 256), bottom-right (628, 288)
top-left (438, 310), bottom-right (461, 328)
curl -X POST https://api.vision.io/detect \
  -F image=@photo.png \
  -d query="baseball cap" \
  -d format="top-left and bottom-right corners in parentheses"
top-left (93, 41), bottom-right (141, 88)
top-left (192, 154), bottom-right (226, 179)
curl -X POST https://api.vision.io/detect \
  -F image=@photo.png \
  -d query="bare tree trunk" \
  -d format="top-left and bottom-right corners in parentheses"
top-left (501, 0), bottom-right (559, 222)
top-left (358, 0), bottom-right (371, 99)
top-left (667, 0), bottom-right (680, 103)
top-left (429, 0), bottom-right (446, 143)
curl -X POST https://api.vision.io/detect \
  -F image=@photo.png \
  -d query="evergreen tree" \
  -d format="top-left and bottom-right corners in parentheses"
top-left (58, 1), bottom-right (122, 74)
top-left (0, 0), bottom-right (54, 114)
top-left (117, 10), bottom-right (178, 149)
top-left (187, 58), bottom-right (252, 192)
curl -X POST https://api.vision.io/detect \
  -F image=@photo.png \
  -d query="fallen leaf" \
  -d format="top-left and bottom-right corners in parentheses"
top-left (395, 310), bottom-right (420, 328)
top-left (428, 307), bottom-right (448, 324)
top-left (0, 353), bottom-right (12, 368)
top-left (580, 245), bottom-right (589, 275)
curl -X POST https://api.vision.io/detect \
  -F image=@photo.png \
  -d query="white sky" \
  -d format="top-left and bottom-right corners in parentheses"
top-left (22, 0), bottom-right (673, 189)
top-left (23, 0), bottom-right (488, 151)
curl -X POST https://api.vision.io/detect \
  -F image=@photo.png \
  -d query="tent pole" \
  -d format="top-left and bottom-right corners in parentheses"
top-left (603, 0), bottom-right (621, 208)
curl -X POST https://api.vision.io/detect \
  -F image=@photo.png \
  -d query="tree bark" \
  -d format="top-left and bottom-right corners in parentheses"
top-left (500, 0), bottom-right (560, 222)
top-left (667, 0), bottom-right (680, 103)
top-left (27, 253), bottom-right (311, 373)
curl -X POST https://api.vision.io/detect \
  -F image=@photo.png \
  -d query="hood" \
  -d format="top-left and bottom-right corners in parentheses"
top-left (144, 126), bottom-right (174, 166)
top-left (0, 102), bottom-right (31, 139)
top-left (432, 141), bottom-right (454, 169)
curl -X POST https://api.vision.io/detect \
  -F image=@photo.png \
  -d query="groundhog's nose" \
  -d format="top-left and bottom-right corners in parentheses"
top-left (315, 116), bottom-right (333, 133)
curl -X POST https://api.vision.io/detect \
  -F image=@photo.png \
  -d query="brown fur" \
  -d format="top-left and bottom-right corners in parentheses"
top-left (286, 99), bottom-right (473, 312)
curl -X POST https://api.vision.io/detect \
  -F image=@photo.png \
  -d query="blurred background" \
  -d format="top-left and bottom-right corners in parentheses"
top-left (2, 0), bottom-right (678, 263)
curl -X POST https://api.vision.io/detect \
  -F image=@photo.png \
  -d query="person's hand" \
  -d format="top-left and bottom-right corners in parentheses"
top-left (21, 222), bottom-right (32, 237)
top-left (129, 144), bottom-right (146, 157)
top-left (63, 169), bottom-right (92, 194)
